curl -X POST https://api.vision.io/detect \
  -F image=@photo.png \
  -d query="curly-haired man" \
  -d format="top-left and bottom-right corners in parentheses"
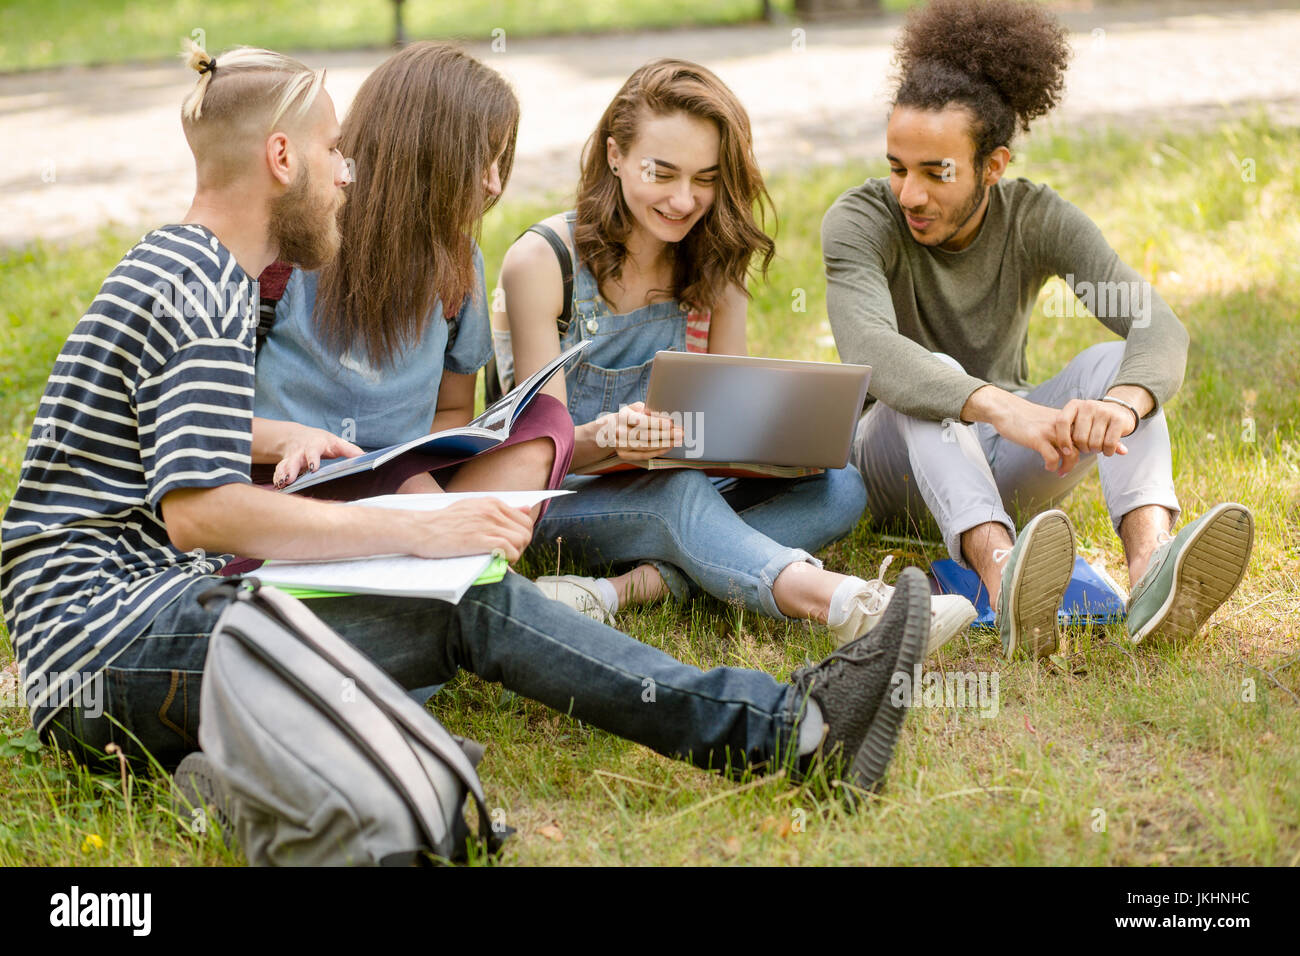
top-left (823, 0), bottom-right (1253, 658)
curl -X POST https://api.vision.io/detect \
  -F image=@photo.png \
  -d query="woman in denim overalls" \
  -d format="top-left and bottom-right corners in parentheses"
top-left (494, 60), bottom-right (970, 647)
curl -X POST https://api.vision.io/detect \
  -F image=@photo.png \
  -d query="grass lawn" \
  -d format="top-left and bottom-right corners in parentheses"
top-left (1, 115), bottom-right (1297, 865)
top-left (0, 0), bottom-right (922, 73)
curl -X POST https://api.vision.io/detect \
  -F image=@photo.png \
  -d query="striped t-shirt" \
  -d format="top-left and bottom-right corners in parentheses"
top-left (1, 224), bottom-right (256, 736)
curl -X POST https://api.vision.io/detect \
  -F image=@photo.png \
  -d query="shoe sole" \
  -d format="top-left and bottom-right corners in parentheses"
top-left (1004, 511), bottom-right (1075, 659)
top-left (849, 568), bottom-right (930, 794)
top-left (1129, 503), bottom-right (1254, 645)
top-left (172, 752), bottom-right (234, 847)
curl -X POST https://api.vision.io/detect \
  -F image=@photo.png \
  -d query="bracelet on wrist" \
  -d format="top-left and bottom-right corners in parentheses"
top-left (1101, 395), bottom-right (1141, 436)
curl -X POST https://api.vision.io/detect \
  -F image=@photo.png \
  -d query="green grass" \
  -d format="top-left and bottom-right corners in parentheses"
top-left (0, 0), bottom-right (924, 73)
top-left (2, 115), bottom-right (1298, 865)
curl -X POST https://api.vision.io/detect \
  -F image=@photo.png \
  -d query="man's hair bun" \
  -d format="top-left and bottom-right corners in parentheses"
top-left (893, 0), bottom-right (1072, 164)
top-left (184, 38), bottom-right (215, 76)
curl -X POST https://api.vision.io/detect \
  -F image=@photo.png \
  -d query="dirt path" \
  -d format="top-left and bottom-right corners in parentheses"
top-left (2, 1), bottom-right (1298, 249)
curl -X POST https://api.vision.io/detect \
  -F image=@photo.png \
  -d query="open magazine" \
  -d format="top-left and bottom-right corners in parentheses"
top-left (281, 338), bottom-right (591, 494)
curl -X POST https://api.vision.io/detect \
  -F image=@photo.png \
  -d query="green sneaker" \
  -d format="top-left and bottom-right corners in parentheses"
top-left (995, 509), bottom-right (1076, 659)
top-left (1126, 502), bottom-right (1254, 645)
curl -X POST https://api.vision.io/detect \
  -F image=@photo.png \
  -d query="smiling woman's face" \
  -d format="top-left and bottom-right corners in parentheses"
top-left (607, 110), bottom-right (721, 248)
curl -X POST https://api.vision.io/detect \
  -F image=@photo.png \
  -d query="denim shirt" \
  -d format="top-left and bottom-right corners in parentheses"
top-left (558, 213), bottom-right (692, 426)
top-left (254, 245), bottom-right (492, 451)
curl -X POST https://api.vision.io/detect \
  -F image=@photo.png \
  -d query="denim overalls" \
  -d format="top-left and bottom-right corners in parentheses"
top-left (534, 213), bottom-right (867, 618)
top-left (554, 222), bottom-right (688, 423)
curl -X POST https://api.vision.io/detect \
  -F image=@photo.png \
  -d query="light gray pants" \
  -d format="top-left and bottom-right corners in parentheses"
top-left (852, 341), bottom-right (1181, 568)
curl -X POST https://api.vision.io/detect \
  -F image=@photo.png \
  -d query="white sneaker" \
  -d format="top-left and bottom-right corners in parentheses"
top-left (829, 556), bottom-right (978, 655)
top-left (534, 575), bottom-right (616, 624)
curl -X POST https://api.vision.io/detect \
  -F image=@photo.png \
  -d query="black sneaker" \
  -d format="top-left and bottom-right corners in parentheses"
top-left (790, 566), bottom-right (930, 796)
top-left (171, 751), bottom-right (234, 848)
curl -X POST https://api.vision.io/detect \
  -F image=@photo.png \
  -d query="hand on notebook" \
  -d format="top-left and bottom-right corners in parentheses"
top-left (270, 425), bottom-right (365, 489)
top-left (591, 402), bottom-right (683, 463)
top-left (411, 498), bottom-right (534, 563)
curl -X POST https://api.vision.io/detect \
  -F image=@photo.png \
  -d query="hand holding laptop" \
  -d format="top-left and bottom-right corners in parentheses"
top-left (575, 351), bottom-right (872, 478)
top-left (592, 401), bottom-right (684, 462)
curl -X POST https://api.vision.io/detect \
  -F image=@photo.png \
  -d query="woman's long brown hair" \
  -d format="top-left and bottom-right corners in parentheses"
top-left (574, 59), bottom-right (775, 312)
top-left (313, 42), bottom-right (519, 367)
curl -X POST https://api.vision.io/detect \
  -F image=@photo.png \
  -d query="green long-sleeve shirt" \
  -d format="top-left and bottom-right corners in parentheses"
top-left (821, 176), bottom-right (1189, 422)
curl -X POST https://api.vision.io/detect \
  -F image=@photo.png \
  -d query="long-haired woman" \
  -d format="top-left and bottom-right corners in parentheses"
top-left (251, 41), bottom-right (572, 512)
top-left (494, 59), bottom-right (972, 649)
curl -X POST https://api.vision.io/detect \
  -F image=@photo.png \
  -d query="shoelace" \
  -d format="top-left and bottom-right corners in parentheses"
top-left (856, 554), bottom-right (894, 617)
top-left (853, 554), bottom-right (942, 624)
top-left (793, 641), bottom-right (889, 689)
top-left (1135, 530), bottom-right (1176, 589)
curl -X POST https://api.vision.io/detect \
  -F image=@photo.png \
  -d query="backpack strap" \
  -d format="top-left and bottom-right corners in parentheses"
top-left (254, 261), bottom-right (294, 356)
top-left (522, 223), bottom-right (574, 335)
top-left (444, 308), bottom-right (460, 351)
top-left (482, 219), bottom-right (576, 406)
top-left (257, 262), bottom-right (461, 354)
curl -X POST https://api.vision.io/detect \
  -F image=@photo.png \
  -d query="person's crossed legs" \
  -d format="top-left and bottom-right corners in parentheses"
top-left (850, 342), bottom-right (1252, 656)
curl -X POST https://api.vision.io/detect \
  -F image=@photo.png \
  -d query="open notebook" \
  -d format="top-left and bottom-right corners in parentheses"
top-left (253, 490), bottom-right (570, 603)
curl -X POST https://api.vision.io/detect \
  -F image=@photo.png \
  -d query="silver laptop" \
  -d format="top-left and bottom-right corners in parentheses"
top-left (645, 351), bottom-right (872, 468)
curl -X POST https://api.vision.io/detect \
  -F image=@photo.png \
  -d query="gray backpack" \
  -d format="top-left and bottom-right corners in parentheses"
top-left (195, 578), bottom-right (505, 866)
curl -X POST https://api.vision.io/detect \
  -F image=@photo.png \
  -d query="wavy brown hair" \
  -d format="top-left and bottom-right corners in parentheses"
top-left (574, 59), bottom-right (775, 312)
top-left (313, 42), bottom-right (519, 366)
top-left (892, 0), bottom-right (1071, 168)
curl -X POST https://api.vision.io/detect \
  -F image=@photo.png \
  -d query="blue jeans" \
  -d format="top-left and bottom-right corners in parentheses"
top-left (536, 466), bottom-right (868, 618)
top-left (46, 571), bottom-right (798, 775)
top-left (533, 212), bottom-right (867, 617)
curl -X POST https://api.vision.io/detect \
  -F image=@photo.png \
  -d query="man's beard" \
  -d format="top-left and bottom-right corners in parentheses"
top-left (932, 179), bottom-right (988, 249)
top-left (268, 166), bottom-right (342, 270)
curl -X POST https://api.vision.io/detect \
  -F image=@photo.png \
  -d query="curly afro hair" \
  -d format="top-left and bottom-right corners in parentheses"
top-left (892, 0), bottom-right (1072, 168)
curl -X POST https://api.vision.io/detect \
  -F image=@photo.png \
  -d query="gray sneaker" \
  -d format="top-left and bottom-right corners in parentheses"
top-left (171, 751), bottom-right (234, 848)
top-left (790, 566), bottom-right (930, 796)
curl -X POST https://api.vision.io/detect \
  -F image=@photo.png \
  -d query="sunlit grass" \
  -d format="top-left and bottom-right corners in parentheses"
top-left (1, 115), bottom-right (1296, 865)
